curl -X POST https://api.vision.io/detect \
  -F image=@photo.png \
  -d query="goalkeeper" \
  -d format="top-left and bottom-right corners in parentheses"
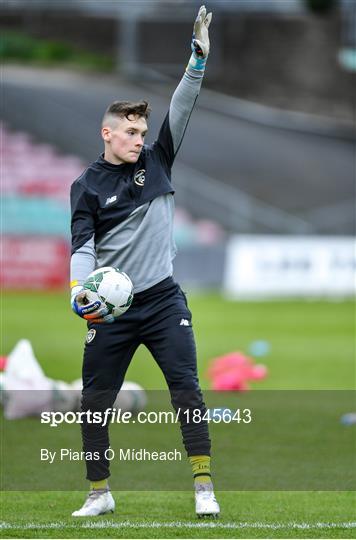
top-left (70, 5), bottom-right (219, 518)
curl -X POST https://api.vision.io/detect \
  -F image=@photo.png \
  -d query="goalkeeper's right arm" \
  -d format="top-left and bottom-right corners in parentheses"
top-left (70, 183), bottom-right (114, 324)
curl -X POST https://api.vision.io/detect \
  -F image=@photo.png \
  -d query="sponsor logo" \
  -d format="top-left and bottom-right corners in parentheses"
top-left (86, 329), bottom-right (96, 344)
top-left (134, 169), bottom-right (145, 186)
top-left (82, 301), bottom-right (101, 315)
top-left (105, 195), bottom-right (117, 205)
top-left (179, 318), bottom-right (190, 326)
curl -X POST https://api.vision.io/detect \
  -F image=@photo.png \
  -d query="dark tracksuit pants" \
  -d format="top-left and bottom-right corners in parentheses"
top-left (81, 277), bottom-right (211, 481)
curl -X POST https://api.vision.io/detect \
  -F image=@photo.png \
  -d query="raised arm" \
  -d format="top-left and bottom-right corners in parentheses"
top-left (156, 5), bottom-right (212, 164)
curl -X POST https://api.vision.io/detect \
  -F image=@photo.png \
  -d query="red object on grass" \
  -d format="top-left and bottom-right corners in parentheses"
top-left (207, 351), bottom-right (267, 391)
top-left (0, 356), bottom-right (8, 371)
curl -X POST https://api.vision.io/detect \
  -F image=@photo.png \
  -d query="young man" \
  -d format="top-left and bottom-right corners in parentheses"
top-left (70, 5), bottom-right (219, 518)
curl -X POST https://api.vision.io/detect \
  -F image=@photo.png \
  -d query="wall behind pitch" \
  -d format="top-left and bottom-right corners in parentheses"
top-left (224, 235), bottom-right (356, 299)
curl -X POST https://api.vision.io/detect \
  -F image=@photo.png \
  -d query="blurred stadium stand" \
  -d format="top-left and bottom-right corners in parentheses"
top-left (2, 65), bottom-right (354, 235)
top-left (1, 0), bottom-right (355, 292)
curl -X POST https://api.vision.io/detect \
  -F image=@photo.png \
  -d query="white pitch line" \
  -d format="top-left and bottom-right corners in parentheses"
top-left (0, 520), bottom-right (355, 531)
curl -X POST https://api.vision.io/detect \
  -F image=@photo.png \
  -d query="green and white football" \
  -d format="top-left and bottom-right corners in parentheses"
top-left (84, 266), bottom-right (133, 318)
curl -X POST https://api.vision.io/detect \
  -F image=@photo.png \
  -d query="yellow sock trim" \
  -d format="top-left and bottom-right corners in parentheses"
top-left (90, 479), bottom-right (108, 490)
top-left (189, 455), bottom-right (211, 483)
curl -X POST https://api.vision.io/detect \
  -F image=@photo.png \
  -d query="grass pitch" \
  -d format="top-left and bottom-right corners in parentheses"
top-left (1, 291), bottom-right (355, 538)
top-left (1, 491), bottom-right (355, 539)
top-left (2, 291), bottom-right (354, 389)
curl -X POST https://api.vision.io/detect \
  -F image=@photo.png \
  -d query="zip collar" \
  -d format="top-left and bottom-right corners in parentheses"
top-left (95, 153), bottom-right (134, 173)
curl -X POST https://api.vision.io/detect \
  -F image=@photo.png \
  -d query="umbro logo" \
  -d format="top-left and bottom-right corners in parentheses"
top-left (180, 319), bottom-right (190, 326)
top-left (105, 195), bottom-right (117, 205)
top-left (134, 169), bottom-right (145, 186)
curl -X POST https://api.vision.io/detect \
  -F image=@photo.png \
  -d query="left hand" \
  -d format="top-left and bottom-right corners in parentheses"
top-left (71, 288), bottom-right (115, 324)
top-left (192, 5), bottom-right (212, 58)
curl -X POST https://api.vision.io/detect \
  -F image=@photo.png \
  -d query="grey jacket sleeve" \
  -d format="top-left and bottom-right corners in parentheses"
top-left (70, 181), bottom-right (97, 288)
top-left (70, 235), bottom-right (96, 287)
top-left (168, 65), bottom-right (205, 156)
top-left (154, 63), bottom-right (206, 169)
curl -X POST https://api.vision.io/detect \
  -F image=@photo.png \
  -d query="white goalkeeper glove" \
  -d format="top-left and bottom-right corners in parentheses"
top-left (71, 286), bottom-right (114, 324)
top-left (192, 5), bottom-right (212, 58)
top-left (188, 5), bottom-right (212, 71)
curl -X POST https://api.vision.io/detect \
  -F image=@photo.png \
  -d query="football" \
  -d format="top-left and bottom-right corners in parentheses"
top-left (83, 266), bottom-right (134, 318)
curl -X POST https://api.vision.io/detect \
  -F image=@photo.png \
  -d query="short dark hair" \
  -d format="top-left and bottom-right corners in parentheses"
top-left (103, 100), bottom-right (151, 123)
